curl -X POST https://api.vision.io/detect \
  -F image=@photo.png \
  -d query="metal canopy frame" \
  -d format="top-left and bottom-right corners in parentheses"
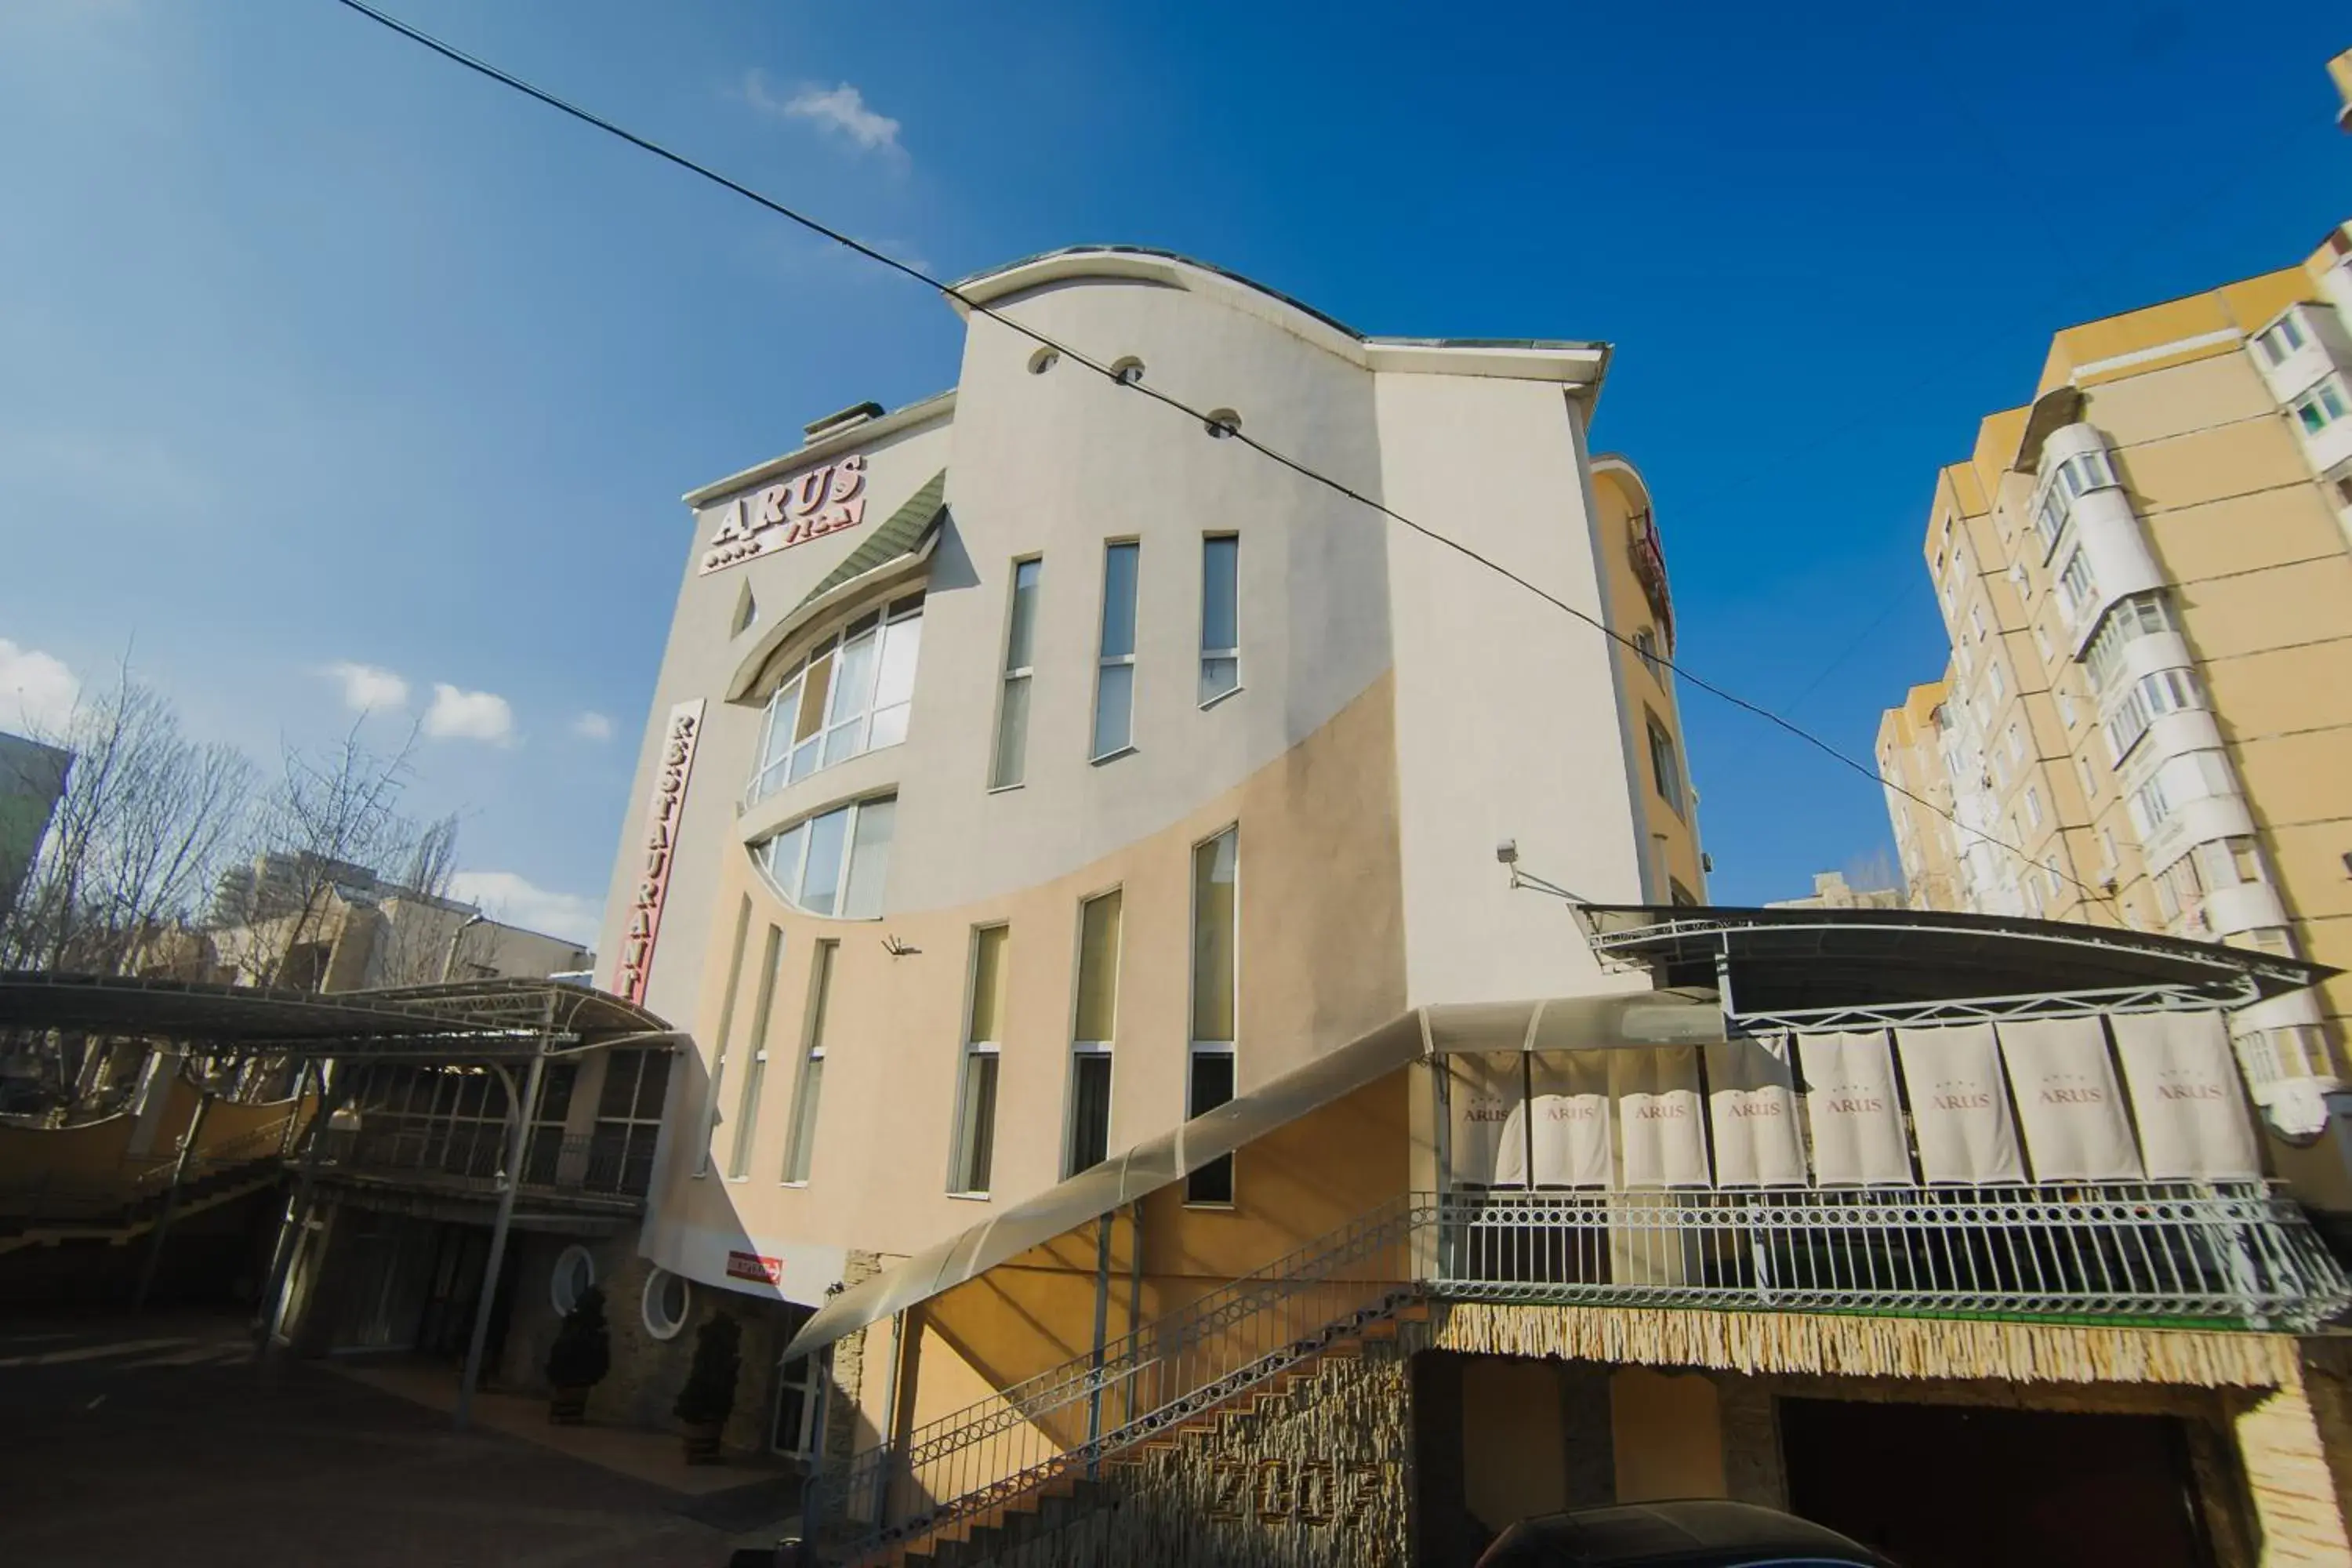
top-left (1573, 905), bottom-right (2324, 1031)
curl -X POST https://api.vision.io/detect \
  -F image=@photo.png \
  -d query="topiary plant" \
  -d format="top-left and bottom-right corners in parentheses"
top-left (673, 1311), bottom-right (742, 1428)
top-left (545, 1283), bottom-right (612, 1390)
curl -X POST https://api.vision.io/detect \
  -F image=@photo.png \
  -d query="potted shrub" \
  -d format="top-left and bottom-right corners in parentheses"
top-left (543, 1284), bottom-right (610, 1425)
top-left (673, 1311), bottom-right (741, 1464)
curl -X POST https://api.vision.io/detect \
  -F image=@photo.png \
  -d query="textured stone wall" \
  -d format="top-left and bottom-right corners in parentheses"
top-left (820, 1250), bottom-right (884, 1465)
top-left (979, 1332), bottom-right (1421, 1568)
top-left (591, 1248), bottom-right (794, 1455)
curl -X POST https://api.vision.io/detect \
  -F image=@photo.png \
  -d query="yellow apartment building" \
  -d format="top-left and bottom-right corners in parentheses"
top-left (1877, 222), bottom-right (2352, 1200)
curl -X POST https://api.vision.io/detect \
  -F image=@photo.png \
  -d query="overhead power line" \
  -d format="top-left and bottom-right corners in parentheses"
top-left (325, 0), bottom-right (2115, 909)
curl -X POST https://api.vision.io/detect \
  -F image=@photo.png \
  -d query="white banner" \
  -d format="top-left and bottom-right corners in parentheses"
top-left (2111, 1011), bottom-right (2259, 1181)
top-left (1448, 1052), bottom-right (1524, 1188)
top-left (1529, 1051), bottom-right (1612, 1189)
top-left (1613, 1047), bottom-right (1709, 1189)
top-left (1896, 1024), bottom-right (2024, 1185)
top-left (1998, 1018), bottom-right (2143, 1181)
top-left (1705, 1038), bottom-right (1806, 1188)
top-left (1795, 1030), bottom-right (1915, 1186)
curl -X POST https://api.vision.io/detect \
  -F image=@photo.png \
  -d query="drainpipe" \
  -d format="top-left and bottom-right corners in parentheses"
top-left (1086, 1212), bottom-right (1112, 1472)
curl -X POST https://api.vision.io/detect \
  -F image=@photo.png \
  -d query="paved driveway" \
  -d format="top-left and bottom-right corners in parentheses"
top-left (0, 1314), bottom-right (738, 1567)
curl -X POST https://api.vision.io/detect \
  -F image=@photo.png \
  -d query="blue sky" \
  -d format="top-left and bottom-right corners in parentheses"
top-left (1, 1), bottom-right (2346, 942)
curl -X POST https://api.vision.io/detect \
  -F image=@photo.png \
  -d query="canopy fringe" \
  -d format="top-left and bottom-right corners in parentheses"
top-left (1430, 1301), bottom-right (2299, 1388)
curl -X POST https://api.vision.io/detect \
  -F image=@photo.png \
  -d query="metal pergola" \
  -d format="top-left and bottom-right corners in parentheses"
top-left (1573, 904), bottom-right (2331, 1032)
top-left (0, 971), bottom-right (681, 1428)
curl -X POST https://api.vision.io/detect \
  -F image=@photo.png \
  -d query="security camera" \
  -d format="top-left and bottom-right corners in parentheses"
top-left (1496, 839), bottom-right (1519, 866)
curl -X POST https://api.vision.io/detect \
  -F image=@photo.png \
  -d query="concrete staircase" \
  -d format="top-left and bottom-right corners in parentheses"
top-left (0, 1153), bottom-right (287, 1258)
top-left (880, 1295), bottom-right (1429, 1568)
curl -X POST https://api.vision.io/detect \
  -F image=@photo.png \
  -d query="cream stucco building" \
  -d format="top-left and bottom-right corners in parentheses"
top-left (593, 246), bottom-right (1704, 1367)
top-left (1877, 223), bottom-right (2352, 1171)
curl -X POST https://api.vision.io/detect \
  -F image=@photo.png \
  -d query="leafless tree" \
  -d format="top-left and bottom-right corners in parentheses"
top-left (0, 665), bottom-right (255, 1112)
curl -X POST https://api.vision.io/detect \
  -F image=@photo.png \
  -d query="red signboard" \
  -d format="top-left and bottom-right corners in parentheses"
top-left (727, 1250), bottom-right (782, 1285)
top-left (613, 700), bottom-right (704, 1005)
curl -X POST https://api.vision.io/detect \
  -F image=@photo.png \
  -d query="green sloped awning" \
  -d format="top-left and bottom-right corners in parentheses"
top-left (793, 470), bottom-right (947, 615)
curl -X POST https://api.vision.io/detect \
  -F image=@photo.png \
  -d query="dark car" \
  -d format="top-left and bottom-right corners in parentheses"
top-left (1474, 1499), bottom-right (1898, 1568)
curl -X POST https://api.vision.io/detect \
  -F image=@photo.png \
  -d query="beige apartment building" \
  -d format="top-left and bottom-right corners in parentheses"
top-left (1877, 224), bottom-right (2352, 1179)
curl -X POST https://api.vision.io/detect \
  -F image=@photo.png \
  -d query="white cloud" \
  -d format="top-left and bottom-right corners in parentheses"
top-left (570, 710), bottom-right (615, 742)
top-left (0, 637), bottom-right (80, 735)
top-left (742, 71), bottom-right (904, 160)
top-left (324, 661), bottom-right (410, 714)
top-left (448, 871), bottom-right (602, 947)
top-left (423, 684), bottom-right (514, 745)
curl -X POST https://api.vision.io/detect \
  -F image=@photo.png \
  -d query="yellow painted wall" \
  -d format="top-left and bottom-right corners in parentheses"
top-left (1610, 1367), bottom-right (1727, 1502)
top-left (1591, 460), bottom-right (1704, 902)
top-left (1461, 1357), bottom-right (1570, 1533)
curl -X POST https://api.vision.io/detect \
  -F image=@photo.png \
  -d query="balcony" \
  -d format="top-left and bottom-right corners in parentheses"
top-left (1432, 1183), bottom-right (2345, 1330)
top-left (307, 1123), bottom-right (653, 1210)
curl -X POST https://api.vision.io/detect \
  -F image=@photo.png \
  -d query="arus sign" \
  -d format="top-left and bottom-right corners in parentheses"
top-left (614, 700), bottom-right (705, 1006)
top-left (700, 454), bottom-right (869, 575)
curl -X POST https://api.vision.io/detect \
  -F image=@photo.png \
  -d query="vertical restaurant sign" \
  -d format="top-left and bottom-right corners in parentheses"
top-left (615, 699), bottom-right (705, 1005)
top-left (699, 454), bottom-right (868, 575)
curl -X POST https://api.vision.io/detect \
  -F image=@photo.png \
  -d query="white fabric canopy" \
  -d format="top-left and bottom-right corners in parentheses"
top-left (2111, 1011), bottom-right (2259, 1180)
top-left (1448, 1052), bottom-right (1523, 1188)
top-left (1530, 1051), bottom-right (1612, 1189)
top-left (1998, 1017), bottom-right (2143, 1181)
top-left (1795, 1030), bottom-right (1915, 1186)
top-left (1704, 1037), bottom-right (1806, 1188)
top-left (1613, 1045), bottom-right (1709, 1189)
top-left (1896, 1023), bottom-right (2024, 1185)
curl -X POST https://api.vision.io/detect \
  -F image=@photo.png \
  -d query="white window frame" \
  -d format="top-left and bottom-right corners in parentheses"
top-left (949, 925), bottom-right (1008, 1197)
top-left (1065, 888), bottom-right (1122, 1180)
top-left (2293, 376), bottom-right (2350, 436)
top-left (728, 924), bottom-right (784, 1180)
top-left (2024, 786), bottom-right (2044, 830)
top-left (990, 557), bottom-right (1043, 791)
top-left (695, 898), bottom-right (753, 1178)
top-left (753, 795), bottom-right (895, 920)
top-left (1200, 533), bottom-right (1241, 706)
top-left (748, 593), bottom-right (924, 804)
top-left (781, 938), bottom-right (837, 1185)
top-left (1186, 826), bottom-right (1240, 1207)
top-left (2057, 550), bottom-right (2099, 618)
top-left (642, 1268), bottom-right (691, 1341)
top-left (551, 1244), bottom-right (597, 1316)
top-left (1645, 712), bottom-right (1686, 818)
top-left (2258, 314), bottom-right (2307, 366)
top-left (1091, 540), bottom-right (1141, 761)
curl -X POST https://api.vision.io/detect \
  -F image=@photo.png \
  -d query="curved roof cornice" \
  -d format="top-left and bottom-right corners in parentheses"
top-left (951, 245), bottom-right (1610, 387)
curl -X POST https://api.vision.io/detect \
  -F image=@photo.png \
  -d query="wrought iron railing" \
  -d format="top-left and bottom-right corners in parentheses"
top-left (1433, 1183), bottom-right (2351, 1330)
top-left (307, 1124), bottom-right (652, 1201)
top-left (805, 1180), bottom-right (2348, 1563)
top-left (802, 1193), bottom-right (1429, 1561)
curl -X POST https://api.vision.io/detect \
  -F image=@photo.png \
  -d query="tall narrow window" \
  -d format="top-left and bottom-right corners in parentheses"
top-left (1066, 891), bottom-right (1122, 1177)
top-left (590, 1048), bottom-right (670, 1196)
top-left (1187, 829), bottom-right (1238, 1204)
top-left (696, 898), bottom-right (753, 1177)
top-left (728, 925), bottom-right (783, 1178)
top-left (991, 560), bottom-right (1041, 789)
top-left (952, 926), bottom-right (1009, 1195)
top-left (1645, 713), bottom-right (1685, 817)
top-left (782, 941), bottom-right (836, 1185)
top-left (1200, 535), bottom-right (1240, 705)
top-left (1092, 543), bottom-right (1140, 759)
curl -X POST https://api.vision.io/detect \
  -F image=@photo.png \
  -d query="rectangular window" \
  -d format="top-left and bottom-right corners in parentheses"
top-left (2024, 786), bottom-right (2044, 829)
top-left (951, 926), bottom-right (1009, 1195)
top-left (2259, 314), bottom-right (2308, 366)
top-left (1200, 534), bottom-right (1240, 704)
top-left (696, 898), bottom-right (753, 1177)
top-left (2005, 723), bottom-right (2025, 764)
top-left (1645, 713), bottom-right (1685, 817)
top-left (590, 1048), bottom-right (670, 1196)
top-left (757, 796), bottom-right (894, 918)
top-left (728, 925), bottom-right (783, 1179)
top-left (2078, 754), bottom-right (2098, 800)
top-left (1987, 660), bottom-right (2007, 702)
top-left (2057, 550), bottom-right (2099, 617)
top-left (1969, 604), bottom-right (1987, 643)
top-left (1187, 827), bottom-right (1238, 1205)
top-left (782, 940), bottom-right (836, 1185)
top-left (1066, 890), bottom-right (1122, 1177)
top-left (991, 559), bottom-right (1042, 789)
top-left (1092, 542), bottom-right (1140, 759)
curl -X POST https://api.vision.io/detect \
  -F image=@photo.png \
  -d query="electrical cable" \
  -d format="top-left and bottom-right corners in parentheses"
top-left (325, 0), bottom-right (2120, 909)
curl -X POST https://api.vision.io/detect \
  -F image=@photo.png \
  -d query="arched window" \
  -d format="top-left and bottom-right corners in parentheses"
top-left (749, 593), bottom-right (924, 803)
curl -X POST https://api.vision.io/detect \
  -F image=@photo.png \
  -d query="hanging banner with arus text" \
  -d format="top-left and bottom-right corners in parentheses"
top-left (614, 700), bottom-right (705, 1006)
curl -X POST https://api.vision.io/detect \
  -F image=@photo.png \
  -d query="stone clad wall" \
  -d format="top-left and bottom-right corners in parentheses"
top-left (983, 1332), bottom-right (1421, 1568)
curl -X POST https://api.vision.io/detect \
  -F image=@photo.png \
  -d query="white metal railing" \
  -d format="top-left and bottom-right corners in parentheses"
top-left (1436, 1182), bottom-right (2349, 1329)
top-left (802, 1181), bottom-right (2346, 1563)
